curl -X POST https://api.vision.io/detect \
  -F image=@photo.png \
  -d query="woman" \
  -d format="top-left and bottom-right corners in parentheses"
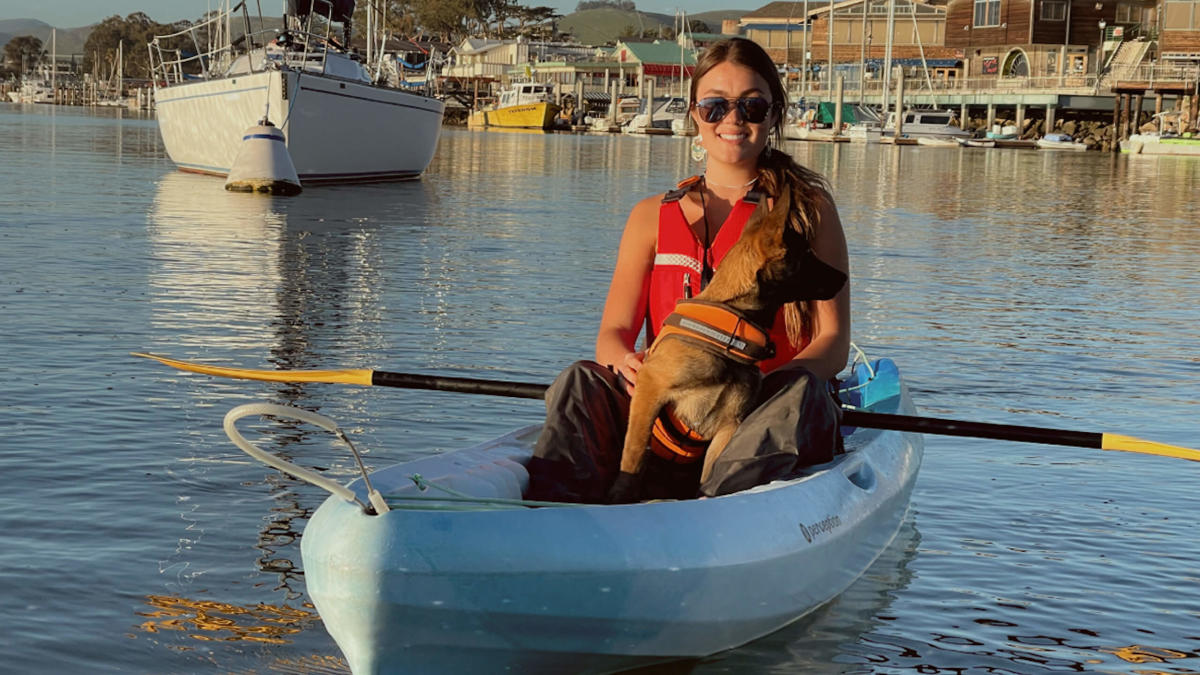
top-left (526, 37), bottom-right (850, 504)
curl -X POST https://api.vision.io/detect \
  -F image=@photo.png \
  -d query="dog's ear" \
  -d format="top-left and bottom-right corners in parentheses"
top-left (755, 246), bottom-right (846, 301)
top-left (795, 248), bottom-right (846, 300)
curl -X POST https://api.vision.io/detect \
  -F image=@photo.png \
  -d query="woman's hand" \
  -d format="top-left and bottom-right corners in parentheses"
top-left (615, 351), bottom-right (645, 395)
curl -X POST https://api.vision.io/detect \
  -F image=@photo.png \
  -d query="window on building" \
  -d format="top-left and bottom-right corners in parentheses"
top-left (1115, 3), bottom-right (1133, 21)
top-left (1042, 0), bottom-right (1067, 20)
top-left (974, 0), bottom-right (1002, 26)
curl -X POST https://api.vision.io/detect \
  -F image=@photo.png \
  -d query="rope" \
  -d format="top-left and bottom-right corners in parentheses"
top-left (383, 473), bottom-right (577, 509)
top-left (836, 342), bottom-right (877, 404)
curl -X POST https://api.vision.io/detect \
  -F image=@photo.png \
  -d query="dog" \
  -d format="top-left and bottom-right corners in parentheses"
top-left (607, 187), bottom-right (846, 504)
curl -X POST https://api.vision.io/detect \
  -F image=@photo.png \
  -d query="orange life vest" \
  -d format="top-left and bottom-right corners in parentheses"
top-left (643, 177), bottom-right (811, 464)
top-left (647, 176), bottom-right (804, 373)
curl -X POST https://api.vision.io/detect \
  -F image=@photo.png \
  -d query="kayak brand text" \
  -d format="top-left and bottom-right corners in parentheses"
top-left (799, 515), bottom-right (842, 543)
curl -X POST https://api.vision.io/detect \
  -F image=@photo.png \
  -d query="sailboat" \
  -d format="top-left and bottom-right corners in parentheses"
top-left (96, 41), bottom-right (128, 106)
top-left (149, 0), bottom-right (444, 184)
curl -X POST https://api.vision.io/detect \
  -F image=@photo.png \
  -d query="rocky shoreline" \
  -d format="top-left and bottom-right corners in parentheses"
top-left (964, 112), bottom-right (1179, 151)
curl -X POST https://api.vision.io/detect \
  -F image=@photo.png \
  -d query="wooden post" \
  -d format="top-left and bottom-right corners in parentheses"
top-left (1132, 93), bottom-right (1143, 134)
top-left (610, 80), bottom-right (618, 126)
top-left (895, 69), bottom-right (905, 137)
top-left (646, 79), bottom-right (655, 131)
top-left (833, 75), bottom-right (844, 136)
top-left (1111, 93), bottom-right (1121, 152)
top-left (1016, 103), bottom-right (1026, 135)
top-left (1045, 104), bottom-right (1056, 131)
top-left (575, 79), bottom-right (584, 125)
top-left (986, 103), bottom-right (996, 134)
top-left (960, 103), bottom-right (969, 131)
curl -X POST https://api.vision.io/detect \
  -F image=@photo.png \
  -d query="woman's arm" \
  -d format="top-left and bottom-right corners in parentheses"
top-left (595, 194), bottom-right (661, 387)
top-left (788, 192), bottom-right (851, 381)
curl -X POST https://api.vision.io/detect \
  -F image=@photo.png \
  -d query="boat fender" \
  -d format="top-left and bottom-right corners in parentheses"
top-left (224, 119), bottom-right (302, 196)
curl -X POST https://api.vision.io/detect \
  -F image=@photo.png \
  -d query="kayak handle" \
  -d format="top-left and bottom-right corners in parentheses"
top-left (223, 403), bottom-right (390, 515)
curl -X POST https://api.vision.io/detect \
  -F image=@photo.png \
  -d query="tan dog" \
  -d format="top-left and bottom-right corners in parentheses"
top-left (607, 188), bottom-right (846, 503)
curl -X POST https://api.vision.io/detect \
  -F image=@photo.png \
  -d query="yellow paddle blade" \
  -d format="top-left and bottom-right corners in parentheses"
top-left (1101, 433), bottom-right (1200, 463)
top-left (132, 352), bottom-right (375, 386)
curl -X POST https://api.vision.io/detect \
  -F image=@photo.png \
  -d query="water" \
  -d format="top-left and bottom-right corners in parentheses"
top-left (1, 103), bottom-right (1198, 674)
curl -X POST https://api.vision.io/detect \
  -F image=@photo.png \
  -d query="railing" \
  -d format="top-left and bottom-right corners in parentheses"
top-left (147, 0), bottom-right (348, 87)
top-left (802, 73), bottom-right (1101, 96)
top-left (1114, 63), bottom-right (1200, 88)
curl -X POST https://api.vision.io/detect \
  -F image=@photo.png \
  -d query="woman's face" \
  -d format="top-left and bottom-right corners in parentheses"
top-left (690, 60), bottom-right (778, 169)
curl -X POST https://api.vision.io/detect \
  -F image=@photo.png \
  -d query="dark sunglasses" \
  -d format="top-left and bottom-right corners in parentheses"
top-left (693, 97), bottom-right (777, 124)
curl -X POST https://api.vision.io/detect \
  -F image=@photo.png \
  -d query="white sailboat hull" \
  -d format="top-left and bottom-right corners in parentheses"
top-left (154, 70), bottom-right (444, 183)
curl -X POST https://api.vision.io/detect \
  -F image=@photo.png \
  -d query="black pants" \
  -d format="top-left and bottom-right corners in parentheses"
top-left (525, 360), bottom-right (842, 503)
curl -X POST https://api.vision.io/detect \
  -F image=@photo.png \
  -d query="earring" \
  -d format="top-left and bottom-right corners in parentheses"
top-left (690, 134), bottom-right (706, 163)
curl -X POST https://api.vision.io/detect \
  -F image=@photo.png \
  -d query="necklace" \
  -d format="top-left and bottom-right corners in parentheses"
top-left (703, 174), bottom-right (757, 190)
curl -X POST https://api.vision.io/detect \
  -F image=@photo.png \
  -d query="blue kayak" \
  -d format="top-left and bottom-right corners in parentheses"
top-left (230, 358), bottom-right (923, 674)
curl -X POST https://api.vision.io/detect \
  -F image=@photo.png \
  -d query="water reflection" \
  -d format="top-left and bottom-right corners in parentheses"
top-left (146, 172), bottom-right (436, 601)
top-left (137, 594), bottom-right (320, 646)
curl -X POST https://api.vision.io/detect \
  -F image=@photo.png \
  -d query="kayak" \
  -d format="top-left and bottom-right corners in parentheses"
top-left (228, 357), bottom-right (923, 674)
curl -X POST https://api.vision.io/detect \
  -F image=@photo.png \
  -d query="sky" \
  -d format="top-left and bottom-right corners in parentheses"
top-left (0, 1), bottom-right (744, 28)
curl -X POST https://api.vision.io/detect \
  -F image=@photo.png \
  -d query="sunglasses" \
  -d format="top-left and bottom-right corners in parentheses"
top-left (693, 97), bottom-right (777, 124)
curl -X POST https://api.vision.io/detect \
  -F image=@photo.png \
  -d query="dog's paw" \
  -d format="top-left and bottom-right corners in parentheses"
top-left (607, 472), bottom-right (643, 504)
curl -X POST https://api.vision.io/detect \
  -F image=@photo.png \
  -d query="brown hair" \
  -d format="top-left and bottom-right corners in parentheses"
top-left (690, 37), bottom-right (833, 348)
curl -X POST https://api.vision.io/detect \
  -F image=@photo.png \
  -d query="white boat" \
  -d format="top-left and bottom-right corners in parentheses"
top-left (956, 137), bottom-right (996, 148)
top-left (148, 0), bottom-right (444, 184)
top-left (1120, 133), bottom-right (1200, 156)
top-left (916, 136), bottom-right (960, 147)
top-left (8, 74), bottom-right (55, 104)
top-left (584, 96), bottom-right (640, 132)
top-left (223, 357), bottom-right (923, 673)
top-left (1036, 133), bottom-right (1088, 151)
top-left (986, 124), bottom-right (1021, 140)
top-left (624, 96), bottom-right (689, 135)
top-left (886, 109), bottom-right (971, 141)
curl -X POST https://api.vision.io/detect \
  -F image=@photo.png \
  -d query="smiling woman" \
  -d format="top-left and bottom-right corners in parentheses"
top-left (525, 36), bottom-right (854, 505)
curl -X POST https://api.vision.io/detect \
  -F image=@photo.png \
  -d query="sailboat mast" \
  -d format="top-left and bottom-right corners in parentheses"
top-left (828, 0), bottom-right (834, 92)
top-left (881, 0), bottom-right (895, 118)
top-left (859, 0), bottom-right (869, 105)
top-left (801, 0), bottom-right (809, 99)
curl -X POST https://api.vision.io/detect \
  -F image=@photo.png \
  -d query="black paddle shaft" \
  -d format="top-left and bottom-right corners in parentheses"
top-left (842, 410), bottom-right (1103, 449)
top-left (368, 369), bottom-right (1105, 449)
top-left (371, 371), bottom-right (549, 400)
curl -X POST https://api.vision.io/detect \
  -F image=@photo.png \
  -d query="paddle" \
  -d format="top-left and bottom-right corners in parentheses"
top-left (132, 352), bottom-right (1200, 463)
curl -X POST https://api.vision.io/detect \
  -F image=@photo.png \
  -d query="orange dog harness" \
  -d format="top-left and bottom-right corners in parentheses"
top-left (649, 299), bottom-right (776, 366)
top-left (646, 300), bottom-right (775, 463)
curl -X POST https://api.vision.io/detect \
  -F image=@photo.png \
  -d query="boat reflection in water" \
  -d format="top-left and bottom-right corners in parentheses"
top-left (144, 170), bottom-right (436, 665)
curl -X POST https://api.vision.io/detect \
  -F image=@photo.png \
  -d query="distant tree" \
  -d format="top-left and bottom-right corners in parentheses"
top-left (3, 35), bottom-right (45, 74)
top-left (411, 0), bottom-right (478, 42)
top-left (617, 24), bottom-right (657, 40)
top-left (83, 13), bottom-right (188, 81)
top-left (511, 6), bottom-right (561, 38)
top-left (577, 0), bottom-right (636, 10)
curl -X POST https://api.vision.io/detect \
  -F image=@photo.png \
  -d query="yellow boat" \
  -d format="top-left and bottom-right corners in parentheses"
top-left (469, 83), bottom-right (560, 130)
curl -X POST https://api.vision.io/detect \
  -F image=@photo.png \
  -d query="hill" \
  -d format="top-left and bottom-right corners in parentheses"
top-left (0, 19), bottom-right (91, 57)
top-left (557, 8), bottom-right (749, 46)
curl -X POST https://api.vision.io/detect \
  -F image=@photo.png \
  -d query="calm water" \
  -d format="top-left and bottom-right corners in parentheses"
top-left (1, 103), bottom-right (1198, 674)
